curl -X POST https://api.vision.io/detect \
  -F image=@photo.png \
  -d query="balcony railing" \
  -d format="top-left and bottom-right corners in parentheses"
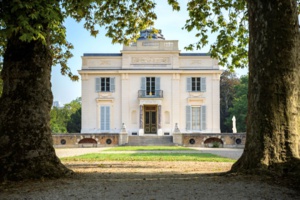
top-left (138, 90), bottom-right (163, 98)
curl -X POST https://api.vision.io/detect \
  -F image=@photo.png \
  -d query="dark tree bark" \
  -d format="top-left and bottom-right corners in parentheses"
top-left (0, 35), bottom-right (72, 181)
top-left (231, 0), bottom-right (300, 175)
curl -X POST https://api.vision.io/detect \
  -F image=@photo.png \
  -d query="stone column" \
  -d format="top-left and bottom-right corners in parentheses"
top-left (139, 105), bottom-right (144, 135)
top-left (157, 105), bottom-right (163, 135)
top-left (158, 105), bottom-right (161, 129)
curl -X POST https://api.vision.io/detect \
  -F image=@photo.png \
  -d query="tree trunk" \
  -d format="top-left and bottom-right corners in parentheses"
top-left (231, 0), bottom-right (300, 175)
top-left (0, 35), bottom-right (72, 181)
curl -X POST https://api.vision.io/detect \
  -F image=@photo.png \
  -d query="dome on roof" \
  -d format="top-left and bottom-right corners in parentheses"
top-left (137, 29), bottom-right (165, 40)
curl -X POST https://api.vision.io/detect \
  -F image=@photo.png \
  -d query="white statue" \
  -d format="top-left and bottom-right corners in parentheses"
top-left (232, 116), bottom-right (237, 133)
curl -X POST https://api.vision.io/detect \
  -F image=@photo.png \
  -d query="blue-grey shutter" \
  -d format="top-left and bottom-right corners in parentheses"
top-left (110, 77), bottom-right (115, 92)
top-left (141, 77), bottom-right (146, 90)
top-left (100, 106), bottom-right (110, 131)
top-left (187, 77), bottom-right (191, 92)
top-left (201, 77), bottom-right (206, 92)
top-left (186, 106), bottom-right (191, 131)
top-left (100, 106), bottom-right (105, 131)
top-left (201, 105), bottom-right (206, 130)
top-left (96, 78), bottom-right (101, 92)
top-left (141, 77), bottom-right (146, 97)
top-left (106, 106), bottom-right (110, 130)
top-left (155, 77), bottom-right (160, 97)
top-left (155, 77), bottom-right (160, 90)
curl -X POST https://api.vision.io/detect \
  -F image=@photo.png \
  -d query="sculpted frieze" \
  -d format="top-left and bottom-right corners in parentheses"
top-left (132, 57), bottom-right (170, 64)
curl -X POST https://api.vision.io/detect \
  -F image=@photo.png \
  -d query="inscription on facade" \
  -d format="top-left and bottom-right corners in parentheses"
top-left (139, 100), bottom-right (162, 105)
top-left (132, 57), bottom-right (170, 65)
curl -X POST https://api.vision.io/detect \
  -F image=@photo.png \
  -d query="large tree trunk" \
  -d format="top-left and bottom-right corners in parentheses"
top-left (231, 0), bottom-right (300, 174)
top-left (0, 35), bottom-right (72, 181)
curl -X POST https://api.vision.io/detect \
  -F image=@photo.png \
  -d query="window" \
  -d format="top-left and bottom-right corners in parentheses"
top-left (100, 106), bottom-right (110, 131)
top-left (186, 105), bottom-right (206, 131)
top-left (141, 77), bottom-right (160, 96)
top-left (146, 77), bottom-right (156, 95)
top-left (96, 77), bottom-right (115, 92)
top-left (187, 77), bottom-right (206, 92)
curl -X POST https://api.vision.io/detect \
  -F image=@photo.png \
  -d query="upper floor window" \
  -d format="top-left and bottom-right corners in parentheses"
top-left (141, 77), bottom-right (160, 96)
top-left (96, 77), bottom-right (115, 92)
top-left (187, 77), bottom-right (206, 92)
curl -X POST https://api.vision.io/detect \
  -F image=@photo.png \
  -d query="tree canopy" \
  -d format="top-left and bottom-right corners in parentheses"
top-left (50, 97), bottom-right (81, 133)
top-left (225, 75), bottom-right (248, 132)
top-left (0, 0), bottom-right (180, 80)
top-left (0, 65), bottom-right (2, 97)
top-left (220, 70), bottom-right (240, 133)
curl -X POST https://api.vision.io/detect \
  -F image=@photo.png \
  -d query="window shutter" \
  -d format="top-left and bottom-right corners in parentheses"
top-left (96, 78), bottom-right (101, 92)
top-left (105, 106), bottom-right (110, 130)
top-left (186, 106), bottom-right (191, 131)
top-left (155, 77), bottom-right (160, 90)
top-left (100, 106), bottom-right (105, 131)
top-left (201, 77), bottom-right (206, 92)
top-left (201, 105), bottom-right (206, 131)
top-left (100, 106), bottom-right (110, 131)
top-left (141, 77), bottom-right (146, 90)
top-left (155, 77), bottom-right (160, 97)
top-left (187, 77), bottom-right (191, 92)
top-left (110, 77), bottom-right (115, 92)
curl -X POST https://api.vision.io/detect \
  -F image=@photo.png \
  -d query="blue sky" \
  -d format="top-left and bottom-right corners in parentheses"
top-left (51, 1), bottom-right (248, 105)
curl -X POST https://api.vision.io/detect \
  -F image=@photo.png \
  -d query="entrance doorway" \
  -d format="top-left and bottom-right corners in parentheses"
top-left (144, 105), bottom-right (157, 134)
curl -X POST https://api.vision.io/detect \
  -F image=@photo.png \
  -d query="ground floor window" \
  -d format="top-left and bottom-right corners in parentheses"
top-left (186, 105), bottom-right (206, 131)
top-left (100, 106), bottom-right (110, 131)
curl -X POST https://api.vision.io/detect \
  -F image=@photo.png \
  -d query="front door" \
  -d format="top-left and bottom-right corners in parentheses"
top-left (144, 105), bottom-right (157, 134)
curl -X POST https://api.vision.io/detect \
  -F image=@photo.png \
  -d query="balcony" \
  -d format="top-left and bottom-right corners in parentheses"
top-left (138, 90), bottom-right (163, 98)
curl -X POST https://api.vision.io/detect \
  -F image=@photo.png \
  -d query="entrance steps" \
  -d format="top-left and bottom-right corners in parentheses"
top-left (127, 136), bottom-right (174, 146)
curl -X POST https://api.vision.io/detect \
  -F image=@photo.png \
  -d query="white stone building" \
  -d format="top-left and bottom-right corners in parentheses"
top-left (79, 30), bottom-right (221, 138)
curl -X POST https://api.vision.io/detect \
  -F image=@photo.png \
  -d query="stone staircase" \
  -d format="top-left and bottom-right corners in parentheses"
top-left (127, 136), bottom-right (174, 146)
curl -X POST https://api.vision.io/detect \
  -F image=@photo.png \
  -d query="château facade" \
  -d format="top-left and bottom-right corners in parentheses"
top-left (79, 30), bottom-right (221, 137)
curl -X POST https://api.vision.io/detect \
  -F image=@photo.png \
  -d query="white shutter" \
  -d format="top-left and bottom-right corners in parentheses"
top-left (110, 77), bottom-right (115, 92)
top-left (96, 78), bottom-right (101, 92)
top-left (201, 105), bottom-right (206, 131)
top-left (187, 77), bottom-right (191, 92)
top-left (201, 77), bottom-right (206, 92)
top-left (186, 106), bottom-right (191, 131)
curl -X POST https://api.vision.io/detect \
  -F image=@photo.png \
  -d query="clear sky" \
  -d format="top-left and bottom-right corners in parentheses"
top-left (51, 1), bottom-right (248, 105)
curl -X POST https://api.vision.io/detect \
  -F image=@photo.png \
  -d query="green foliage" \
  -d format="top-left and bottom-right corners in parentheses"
top-left (50, 97), bottom-right (81, 134)
top-left (0, 0), bottom-right (180, 81)
top-left (67, 108), bottom-right (81, 133)
top-left (0, 65), bottom-right (2, 97)
top-left (212, 142), bottom-right (220, 148)
top-left (220, 70), bottom-right (240, 132)
top-left (62, 153), bottom-right (235, 162)
top-left (226, 75), bottom-right (248, 132)
top-left (184, 0), bottom-right (248, 69)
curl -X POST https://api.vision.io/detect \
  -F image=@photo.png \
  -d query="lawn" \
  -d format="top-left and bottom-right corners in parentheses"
top-left (62, 152), bottom-right (235, 162)
top-left (103, 146), bottom-right (193, 151)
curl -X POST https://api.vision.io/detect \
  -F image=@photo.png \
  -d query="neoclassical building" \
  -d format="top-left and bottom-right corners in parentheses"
top-left (79, 30), bottom-right (221, 137)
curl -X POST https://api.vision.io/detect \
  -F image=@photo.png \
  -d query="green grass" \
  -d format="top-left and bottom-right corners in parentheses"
top-left (103, 146), bottom-right (193, 151)
top-left (62, 153), bottom-right (235, 162)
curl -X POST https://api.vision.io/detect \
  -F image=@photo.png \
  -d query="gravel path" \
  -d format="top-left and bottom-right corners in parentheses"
top-left (1, 148), bottom-right (299, 200)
